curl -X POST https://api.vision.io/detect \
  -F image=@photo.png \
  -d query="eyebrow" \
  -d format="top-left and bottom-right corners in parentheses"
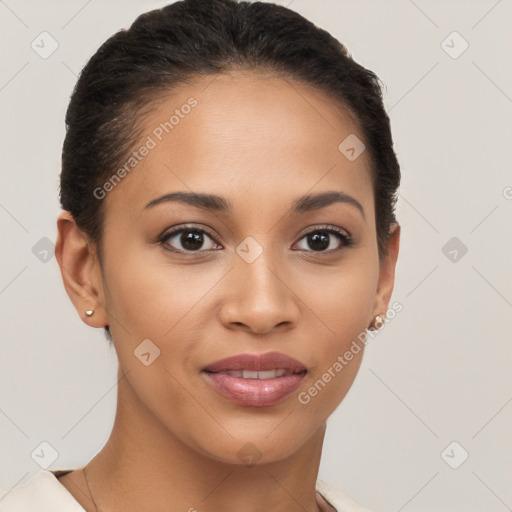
top-left (144, 190), bottom-right (365, 219)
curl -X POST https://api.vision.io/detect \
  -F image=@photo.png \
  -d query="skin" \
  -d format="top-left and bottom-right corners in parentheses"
top-left (55, 70), bottom-right (400, 512)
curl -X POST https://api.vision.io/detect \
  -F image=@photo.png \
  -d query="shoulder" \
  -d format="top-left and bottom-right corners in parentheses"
top-left (0, 469), bottom-right (84, 512)
top-left (316, 479), bottom-right (373, 512)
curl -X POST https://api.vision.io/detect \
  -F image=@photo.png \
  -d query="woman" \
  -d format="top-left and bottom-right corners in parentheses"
top-left (0, 0), bottom-right (400, 510)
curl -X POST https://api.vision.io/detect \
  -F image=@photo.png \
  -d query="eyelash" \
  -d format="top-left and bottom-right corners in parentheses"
top-left (155, 223), bottom-right (354, 256)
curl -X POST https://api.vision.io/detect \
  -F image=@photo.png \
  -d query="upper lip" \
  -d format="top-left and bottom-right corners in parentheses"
top-left (203, 351), bottom-right (307, 374)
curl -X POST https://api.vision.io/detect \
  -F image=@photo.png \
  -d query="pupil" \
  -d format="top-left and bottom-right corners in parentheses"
top-left (309, 232), bottom-right (329, 251)
top-left (182, 231), bottom-right (203, 250)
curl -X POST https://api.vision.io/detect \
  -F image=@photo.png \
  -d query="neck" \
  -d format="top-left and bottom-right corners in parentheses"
top-left (84, 366), bottom-right (328, 512)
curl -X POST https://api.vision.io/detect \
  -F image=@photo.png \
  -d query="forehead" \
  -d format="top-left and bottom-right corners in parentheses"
top-left (103, 70), bottom-right (373, 221)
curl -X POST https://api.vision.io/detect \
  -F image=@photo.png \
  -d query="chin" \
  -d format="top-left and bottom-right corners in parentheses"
top-left (189, 423), bottom-right (317, 467)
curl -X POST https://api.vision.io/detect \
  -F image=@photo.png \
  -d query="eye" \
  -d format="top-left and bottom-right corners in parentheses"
top-left (158, 225), bottom-right (221, 253)
top-left (294, 225), bottom-right (353, 253)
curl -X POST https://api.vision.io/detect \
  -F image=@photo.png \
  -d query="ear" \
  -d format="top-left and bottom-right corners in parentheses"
top-left (371, 223), bottom-right (400, 320)
top-left (55, 211), bottom-right (108, 328)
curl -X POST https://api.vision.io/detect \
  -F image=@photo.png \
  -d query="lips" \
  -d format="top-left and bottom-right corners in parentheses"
top-left (202, 352), bottom-right (307, 407)
top-left (203, 351), bottom-right (307, 374)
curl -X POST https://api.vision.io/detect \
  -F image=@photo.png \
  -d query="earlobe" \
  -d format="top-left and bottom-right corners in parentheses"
top-left (55, 211), bottom-right (108, 328)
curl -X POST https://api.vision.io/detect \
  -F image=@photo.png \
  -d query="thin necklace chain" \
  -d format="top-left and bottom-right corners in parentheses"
top-left (83, 466), bottom-right (100, 512)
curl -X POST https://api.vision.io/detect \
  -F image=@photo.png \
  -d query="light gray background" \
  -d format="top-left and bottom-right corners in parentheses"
top-left (1, 1), bottom-right (511, 511)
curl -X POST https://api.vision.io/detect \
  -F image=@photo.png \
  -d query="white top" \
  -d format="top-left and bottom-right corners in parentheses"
top-left (0, 470), bottom-right (371, 512)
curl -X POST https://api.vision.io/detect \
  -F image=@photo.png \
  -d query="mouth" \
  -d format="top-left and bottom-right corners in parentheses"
top-left (202, 352), bottom-right (307, 407)
top-left (206, 368), bottom-right (306, 379)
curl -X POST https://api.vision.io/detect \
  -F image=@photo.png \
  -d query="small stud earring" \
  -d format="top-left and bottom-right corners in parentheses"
top-left (85, 309), bottom-right (95, 317)
top-left (372, 313), bottom-right (385, 329)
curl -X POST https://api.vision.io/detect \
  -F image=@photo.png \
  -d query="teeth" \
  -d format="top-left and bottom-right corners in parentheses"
top-left (256, 370), bottom-right (279, 379)
top-left (218, 369), bottom-right (290, 379)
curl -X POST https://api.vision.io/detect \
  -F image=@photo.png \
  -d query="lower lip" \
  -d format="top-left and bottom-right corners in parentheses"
top-left (202, 372), bottom-right (306, 407)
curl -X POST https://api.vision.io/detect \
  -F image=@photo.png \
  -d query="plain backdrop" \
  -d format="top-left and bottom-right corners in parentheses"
top-left (1, 1), bottom-right (511, 511)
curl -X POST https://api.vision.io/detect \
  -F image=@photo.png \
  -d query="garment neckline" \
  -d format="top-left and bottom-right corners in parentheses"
top-left (50, 469), bottom-right (74, 478)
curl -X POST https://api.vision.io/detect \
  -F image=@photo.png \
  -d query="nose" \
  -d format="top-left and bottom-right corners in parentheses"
top-left (218, 254), bottom-right (300, 335)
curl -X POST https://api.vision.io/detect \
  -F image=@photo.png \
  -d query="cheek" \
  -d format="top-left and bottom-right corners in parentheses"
top-left (300, 255), bottom-right (378, 341)
top-left (294, 256), bottom-right (378, 410)
top-left (102, 249), bottom-right (223, 389)
top-left (102, 245), bottom-right (216, 339)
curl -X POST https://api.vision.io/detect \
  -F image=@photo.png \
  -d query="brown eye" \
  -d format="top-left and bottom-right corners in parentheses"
top-left (294, 227), bottom-right (353, 253)
top-left (159, 227), bottom-right (220, 253)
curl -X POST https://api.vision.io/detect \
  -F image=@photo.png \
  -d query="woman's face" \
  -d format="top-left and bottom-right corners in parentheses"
top-left (68, 71), bottom-right (398, 464)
